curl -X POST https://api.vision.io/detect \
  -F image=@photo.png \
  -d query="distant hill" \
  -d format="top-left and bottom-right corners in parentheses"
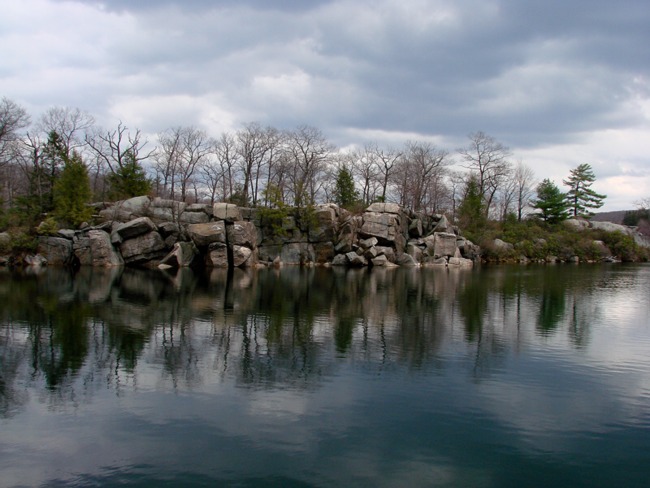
top-left (591, 211), bottom-right (627, 224)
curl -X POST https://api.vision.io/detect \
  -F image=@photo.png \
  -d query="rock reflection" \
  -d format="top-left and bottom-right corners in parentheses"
top-left (0, 264), bottom-right (629, 413)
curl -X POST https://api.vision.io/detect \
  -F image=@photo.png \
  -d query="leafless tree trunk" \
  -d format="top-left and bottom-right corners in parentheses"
top-left (458, 131), bottom-right (511, 217)
top-left (284, 125), bottom-right (333, 207)
top-left (86, 122), bottom-right (153, 175)
top-left (36, 106), bottom-right (94, 157)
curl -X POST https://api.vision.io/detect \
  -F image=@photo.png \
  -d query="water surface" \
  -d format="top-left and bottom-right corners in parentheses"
top-left (1, 264), bottom-right (649, 487)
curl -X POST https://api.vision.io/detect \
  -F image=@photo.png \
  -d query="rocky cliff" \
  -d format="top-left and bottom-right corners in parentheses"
top-left (33, 196), bottom-right (479, 269)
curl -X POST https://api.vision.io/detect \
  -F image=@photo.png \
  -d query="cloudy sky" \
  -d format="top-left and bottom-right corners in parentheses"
top-left (2, 0), bottom-right (649, 210)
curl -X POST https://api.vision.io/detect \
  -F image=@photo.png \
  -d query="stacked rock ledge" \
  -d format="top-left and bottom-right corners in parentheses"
top-left (26, 196), bottom-right (480, 269)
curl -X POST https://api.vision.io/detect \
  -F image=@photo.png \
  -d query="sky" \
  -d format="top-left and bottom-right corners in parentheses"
top-left (1, 0), bottom-right (649, 211)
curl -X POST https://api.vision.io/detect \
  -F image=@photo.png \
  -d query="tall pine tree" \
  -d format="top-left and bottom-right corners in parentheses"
top-left (532, 179), bottom-right (570, 224)
top-left (333, 166), bottom-right (358, 209)
top-left (563, 163), bottom-right (606, 217)
top-left (53, 150), bottom-right (93, 227)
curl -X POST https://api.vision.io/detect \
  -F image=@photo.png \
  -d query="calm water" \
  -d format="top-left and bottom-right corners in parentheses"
top-left (1, 264), bottom-right (650, 487)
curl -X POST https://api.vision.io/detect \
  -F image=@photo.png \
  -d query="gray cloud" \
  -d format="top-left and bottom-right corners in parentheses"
top-left (2, 0), bottom-right (650, 208)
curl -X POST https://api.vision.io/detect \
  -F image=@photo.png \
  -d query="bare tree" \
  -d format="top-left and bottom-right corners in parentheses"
top-left (513, 161), bottom-right (536, 221)
top-left (213, 132), bottom-right (238, 203)
top-left (0, 97), bottom-right (30, 165)
top-left (393, 141), bottom-right (449, 213)
top-left (86, 122), bottom-right (153, 174)
top-left (177, 127), bottom-right (213, 202)
top-left (0, 98), bottom-right (31, 207)
top-left (458, 131), bottom-right (511, 216)
top-left (154, 127), bottom-right (183, 199)
top-left (36, 106), bottom-right (94, 157)
top-left (284, 125), bottom-right (333, 207)
top-left (350, 144), bottom-right (381, 205)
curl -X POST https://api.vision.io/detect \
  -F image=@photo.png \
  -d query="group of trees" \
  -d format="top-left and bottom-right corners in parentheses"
top-left (0, 96), bottom-right (612, 234)
top-left (531, 164), bottom-right (607, 224)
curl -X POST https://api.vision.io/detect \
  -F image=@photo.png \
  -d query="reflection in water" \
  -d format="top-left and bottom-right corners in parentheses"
top-left (1, 264), bottom-right (650, 487)
top-left (0, 264), bottom-right (638, 405)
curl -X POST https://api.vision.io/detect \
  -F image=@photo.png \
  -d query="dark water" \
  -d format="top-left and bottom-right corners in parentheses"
top-left (1, 264), bottom-right (650, 487)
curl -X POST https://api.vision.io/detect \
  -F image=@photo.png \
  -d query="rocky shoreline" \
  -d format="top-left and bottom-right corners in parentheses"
top-left (20, 196), bottom-right (479, 269)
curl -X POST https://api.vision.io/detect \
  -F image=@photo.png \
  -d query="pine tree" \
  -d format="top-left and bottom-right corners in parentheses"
top-left (457, 175), bottom-right (486, 238)
top-left (531, 179), bottom-right (570, 224)
top-left (108, 150), bottom-right (151, 199)
top-left (333, 166), bottom-right (358, 209)
top-left (53, 150), bottom-right (93, 227)
top-left (563, 163), bottom-right (606, 217)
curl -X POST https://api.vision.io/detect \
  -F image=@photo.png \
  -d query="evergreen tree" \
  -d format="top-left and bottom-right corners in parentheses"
top-left (531, 179), bottom-right (570, 224)
top-left (457, 175), bottom-right (486, 238)
top-left (53, 150), bottom-right (93, 227)
top-left (107, 150), bottom-right (151, 199)
top-left (333, 166), bottom-right (358, 209)
top-left (563, 163), bottom-right (606, 217)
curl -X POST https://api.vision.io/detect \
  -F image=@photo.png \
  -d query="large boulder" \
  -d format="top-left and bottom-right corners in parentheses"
top-left (159, 241), bottom-right (199, 268)
top-left (365, 202), bottom-right (402, 214)
top-left (427, 232), bottom-right (458, 258)
top-left (74, 230), bottom-right (124, 267)
top-left (360, 212), bottom-right (401, 243)
top-left (228, 221), bottom-right (257, 248)
top-left (179, 211), bottom-right (210, 224)
top-left (187, 221), bottom-right (227, 247)
top-left (213, 203), bottom-right (241, 222)
top-left (119, 231), bottom-right (166, 265)
top-left (232, 245), bottom-right (255, 267)
top-left (114, 217), bottom-right (157, 241)
top-left (590, 220), bottom-right (633, 235)
top-left (98, 196), bottom-right (151, 222)
top-left (206, 243), bottom-right (229, 267)
top-left (89, 230), bottom-right (124, 267)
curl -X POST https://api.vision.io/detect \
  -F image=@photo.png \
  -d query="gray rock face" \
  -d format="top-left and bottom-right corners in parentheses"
top-left (281, 243), bottom-right (315, 265)
top-left (37, 236), bottom-right (73, 266)
top-left (119, 231), bottom-right (166, 264)
top-left (309, 206), bottom-right (338, 242)
top-left (187, 221), bottom-right (227, 247)
top-left (34, 197), bottom-right (485, 268)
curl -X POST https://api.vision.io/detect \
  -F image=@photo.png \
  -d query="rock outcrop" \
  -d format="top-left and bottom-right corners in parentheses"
top-left (30, 196), bottom-right (480, 269)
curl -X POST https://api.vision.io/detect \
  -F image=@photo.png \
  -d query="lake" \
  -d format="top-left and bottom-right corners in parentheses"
top-left (1, 264), bottom-right (649, 487)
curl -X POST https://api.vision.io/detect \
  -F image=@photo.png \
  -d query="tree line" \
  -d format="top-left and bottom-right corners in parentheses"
top-left (0, 96), bottom-right (610, 232)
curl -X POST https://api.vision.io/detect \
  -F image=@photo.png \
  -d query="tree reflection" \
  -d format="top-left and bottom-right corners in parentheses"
top-left (0, 264), bottom-right (619, 414)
